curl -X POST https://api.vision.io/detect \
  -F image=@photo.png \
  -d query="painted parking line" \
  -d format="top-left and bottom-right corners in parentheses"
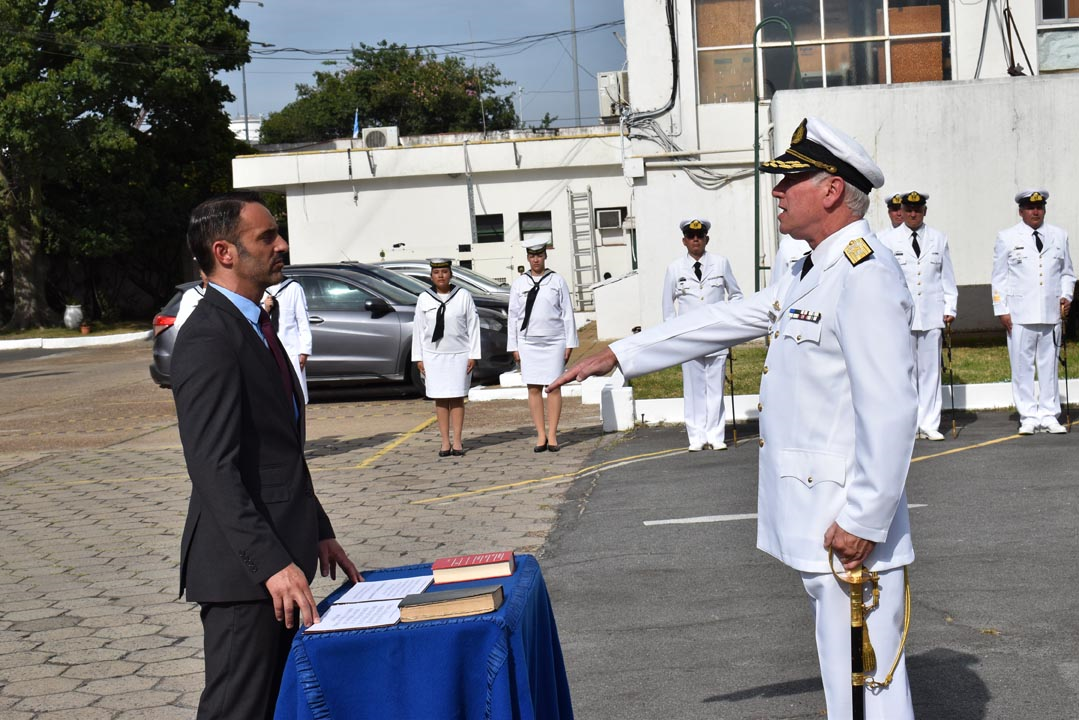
top-left (353, 416), bottom-right (438, 469)
top-left (411, 447), bottom-right (686, 505)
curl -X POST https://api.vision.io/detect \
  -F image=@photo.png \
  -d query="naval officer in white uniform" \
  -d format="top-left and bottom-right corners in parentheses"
top-left (412, 259), bottom-right (481, 456)
top-left (550, 117), bottom-right (918, 719)
top-left (992, 189), bottom-right (1075, 434)
top-left (508, 240), bottom-right (578, 452)
top-left (880, 191), bottom-right (958, 440)
top-left (662, 218), bottom-right (743, 450)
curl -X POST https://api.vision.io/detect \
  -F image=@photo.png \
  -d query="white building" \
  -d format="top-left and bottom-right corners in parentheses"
top-left (233, 0), bottom-right (1079, 338)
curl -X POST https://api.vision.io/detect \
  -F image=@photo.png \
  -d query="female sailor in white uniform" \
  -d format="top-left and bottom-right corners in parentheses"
top-left (412, 259), bottom-right (481, 457)
top-left (507, 241), bottom-right (578, 452)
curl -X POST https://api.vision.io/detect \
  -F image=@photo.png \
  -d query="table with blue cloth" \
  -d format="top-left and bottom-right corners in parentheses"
top-left (275, 554), bottom-right (574, 720)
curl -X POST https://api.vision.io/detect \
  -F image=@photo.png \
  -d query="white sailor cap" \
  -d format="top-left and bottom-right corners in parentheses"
top-left (523, 240), bottom-right (549, 254)
top-left (760, 117), bottom-right (884, 193)
top-left (1015, 189), bottom-right (1049, 205)
top-left (427, 258), bottom-right (453, 269)
top-left (679, 218), bottom-right (711, 235)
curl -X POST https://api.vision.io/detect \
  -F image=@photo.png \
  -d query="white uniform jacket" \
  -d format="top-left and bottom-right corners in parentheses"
top-left (880, 223), bottom-right (958, 331)
top-left (265, 280), bottom-right (313, 358)
top-left (991, 221), bottom-right (1076, 324)
top-left (612, 220), bottom-right (917, 573)
top-left (663, 252), bottom-right (743, 360)
top-left (507, 271), bottom-right (578, 352)
top-left (411, 287), bottom-right (481, 359)
top-left (174, 285), bottom-right (206, 332)
top-left (662, 251), bottom-right (744, 320)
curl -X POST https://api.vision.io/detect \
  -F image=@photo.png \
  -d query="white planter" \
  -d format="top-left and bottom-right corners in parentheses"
top-left (63, 305), bottom-right (84, 330)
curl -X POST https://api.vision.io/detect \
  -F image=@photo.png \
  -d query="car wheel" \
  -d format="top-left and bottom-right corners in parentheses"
top-left (408, 362), bottom-right (426, 396)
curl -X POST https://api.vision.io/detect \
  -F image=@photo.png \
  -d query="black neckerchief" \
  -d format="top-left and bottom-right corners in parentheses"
top-left (426, 285), bottom-right (460, 343)
top-left (521, 271), bottom-right (553, 330)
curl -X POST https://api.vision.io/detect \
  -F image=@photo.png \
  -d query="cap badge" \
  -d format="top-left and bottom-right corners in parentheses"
top-left (905, 191), bottom-right (922, 203)
top-left (688, 220), bottom-right (703, 230)
top-left (1029, 191), bottom-right (1044, 202)
top-left (791, 118), bottom-right (807, 145)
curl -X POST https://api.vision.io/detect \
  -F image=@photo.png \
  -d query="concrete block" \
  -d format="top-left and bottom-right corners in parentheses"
top-left (601, 386), bottom-right (635, 432)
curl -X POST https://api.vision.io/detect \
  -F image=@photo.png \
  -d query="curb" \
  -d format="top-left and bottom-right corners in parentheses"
top-left (0, 330), bottom-right (152, 352)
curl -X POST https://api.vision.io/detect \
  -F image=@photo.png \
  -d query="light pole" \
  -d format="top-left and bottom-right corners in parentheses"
top-left (239, 1), bottom-right (265, 143)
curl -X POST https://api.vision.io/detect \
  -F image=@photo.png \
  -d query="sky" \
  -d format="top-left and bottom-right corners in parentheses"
top-left (219, 0), bottom-right (628, 129)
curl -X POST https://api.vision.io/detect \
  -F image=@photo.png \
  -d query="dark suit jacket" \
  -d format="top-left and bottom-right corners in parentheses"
top-left (172, 285), bottom-right (334, 603)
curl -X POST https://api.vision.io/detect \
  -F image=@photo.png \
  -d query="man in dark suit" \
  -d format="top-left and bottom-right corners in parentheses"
top-left (172, 192), bottom-right (361, 719)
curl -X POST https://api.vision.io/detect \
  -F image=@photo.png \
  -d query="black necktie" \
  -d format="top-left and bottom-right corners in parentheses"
top-left (693, 261), bottom-right (702, 281)
top-left (1034, 230), bottom-right (1043, 253)
top-left (521, 274), bottom-right (547, 330)
top-left (911, 231), bottom-right (921, 258)
top-left (259, 309), bottom-right (295, 403)
top-left (800, 254), bottom-right (814, 280)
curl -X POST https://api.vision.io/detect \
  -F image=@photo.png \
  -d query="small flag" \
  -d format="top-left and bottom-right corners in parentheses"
top-left (352, 109), bottom-right (359, 139)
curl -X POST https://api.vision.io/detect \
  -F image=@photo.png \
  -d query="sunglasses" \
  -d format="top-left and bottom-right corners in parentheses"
top-left (683, 229), bottom-right (707, 239)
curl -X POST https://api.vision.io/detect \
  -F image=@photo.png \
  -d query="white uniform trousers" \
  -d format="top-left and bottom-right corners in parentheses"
top-left (681, 351), bottom-right (728, 448)
top-left (911, 329), bottom-right (943, 433)
top-left (1006, 322), bottom-right (1061, 425)
top-left (801, 567), bottom-right (913, 720)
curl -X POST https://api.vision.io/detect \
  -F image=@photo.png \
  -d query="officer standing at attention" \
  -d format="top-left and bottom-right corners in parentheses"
top-left (878, 193), bottom-right (904, 236)
top-left (880, 191), bottom-right (957, 440)
top-left (992, 189), bottom-right (1075, 434)
top-left (662, 218), bottom-right (743, 451)
top-left (549, 117), bottom-right (918, 719)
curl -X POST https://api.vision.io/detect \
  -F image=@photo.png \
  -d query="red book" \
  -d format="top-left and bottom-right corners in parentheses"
top-left (431, 551), bottom-right (516, 584)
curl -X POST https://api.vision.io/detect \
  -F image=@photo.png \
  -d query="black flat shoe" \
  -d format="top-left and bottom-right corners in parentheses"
top-left (451, 448), bottom-right (465, 457)
top-left (547, 444), bottom-right (561, 452)
top-left (533, 443), bottom-right (548, 453)
top-left (438, 449), bottom-right (452, 457)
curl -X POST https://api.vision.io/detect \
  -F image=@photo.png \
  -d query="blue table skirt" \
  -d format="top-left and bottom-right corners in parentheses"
top-left (275, 555), bottom-right (573, 720)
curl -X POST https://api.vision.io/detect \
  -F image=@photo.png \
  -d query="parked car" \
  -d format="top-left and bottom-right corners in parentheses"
top-left (312, 262), bottom-right (509, 317)
top-left (148, 265), bottom-right (515, 392)
top-left (375, 261), bottom-right (511, 299)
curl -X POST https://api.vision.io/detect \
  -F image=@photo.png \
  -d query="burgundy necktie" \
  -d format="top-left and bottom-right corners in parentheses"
top-left (259, 309), bottom-right (295, 403)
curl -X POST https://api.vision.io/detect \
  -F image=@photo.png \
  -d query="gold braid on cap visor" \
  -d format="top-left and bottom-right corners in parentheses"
top-left (785, 148), bottom-right (838, 175)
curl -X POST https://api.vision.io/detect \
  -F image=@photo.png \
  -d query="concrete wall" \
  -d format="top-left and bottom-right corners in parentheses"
top-left (234, 132), bottom-right (634, 291)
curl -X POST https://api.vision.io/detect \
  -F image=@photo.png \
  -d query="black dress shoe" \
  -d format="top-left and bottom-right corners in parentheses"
top-left (451, 448), bottom-right (465, 456)
top-left (438, 449), bottom-right (452, 457)
top-left (533, 443), bottom-right (548, 453)
top-left (547, 444), bottom-right (561, 452)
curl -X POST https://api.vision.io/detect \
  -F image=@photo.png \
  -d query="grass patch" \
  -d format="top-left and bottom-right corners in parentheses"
top-left (630, 333), bottom-right (1079, 398)
top-left (0, 321), bottom-right (147, 340)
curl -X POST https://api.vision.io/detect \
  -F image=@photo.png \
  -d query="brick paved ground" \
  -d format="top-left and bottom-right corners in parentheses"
top-left (0, 341), bottom-right (616, 718)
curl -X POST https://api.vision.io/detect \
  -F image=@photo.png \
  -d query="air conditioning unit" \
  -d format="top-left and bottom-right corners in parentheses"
top-left (595, 208), bottom-right (623, 230)
top-left (361, 126), bottom-right (399, 148)
top-left (597, 71), bottom-right (629, 122)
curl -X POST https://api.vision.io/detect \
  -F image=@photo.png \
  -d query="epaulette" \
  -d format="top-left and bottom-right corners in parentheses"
top-left (844, 238), bottom-right (873, 267)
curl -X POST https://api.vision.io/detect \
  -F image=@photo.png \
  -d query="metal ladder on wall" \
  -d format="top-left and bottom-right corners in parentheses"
top-left (566, 186), bottom-right (600, 311)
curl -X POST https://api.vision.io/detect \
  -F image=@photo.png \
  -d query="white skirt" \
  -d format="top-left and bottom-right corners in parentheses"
top-left (518, 335), bottom-right (566, 385)
top-left (422, 352), bottom-right (472, 398)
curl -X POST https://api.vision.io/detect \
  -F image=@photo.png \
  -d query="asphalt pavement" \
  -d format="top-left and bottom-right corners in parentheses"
top-left (1, 340), bottom-right (1077, 718)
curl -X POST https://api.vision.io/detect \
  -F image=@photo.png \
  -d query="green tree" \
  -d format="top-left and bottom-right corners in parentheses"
top-left (0, 0), bottom-right (248, 329)
top-left (261, 41), bottom-right (518, 144)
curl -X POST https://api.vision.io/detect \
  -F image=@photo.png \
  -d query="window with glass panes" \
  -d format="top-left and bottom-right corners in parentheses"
top-left (696, 0), bottom-right (952, 104)
top-left (1042, 0), bottom-right (1079, 22)
top-left (476, 214), bottom-right (505, 243)
top-left (519, 211), bottom-right (554, 248)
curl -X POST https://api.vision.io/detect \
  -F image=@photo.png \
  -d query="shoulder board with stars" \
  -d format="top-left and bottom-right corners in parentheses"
top-left (844, 238), bottom-right (873, 267)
